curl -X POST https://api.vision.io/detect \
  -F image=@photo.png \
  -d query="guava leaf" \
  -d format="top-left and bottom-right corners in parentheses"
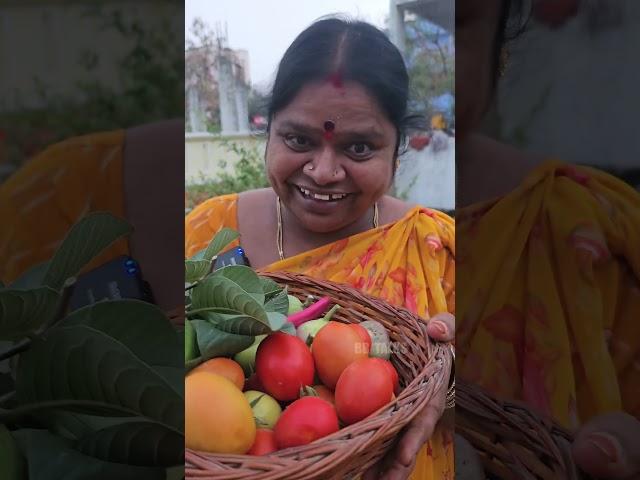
top-left (12, 429), bottom-right (166, 480)
top-left (57, 300), bottom-right (182, 372)
top-left (43, 212), bottom-right (132, 290)
top-left (212, 265), bottom-right (264, 303)
top-left (191, 228), bottom-right (239, 262)
top-left (8, 261), bottom-right (49, 289)
top-left (190, 276), bottom-right (268, 323)
top-left (259, 277), bottom-right (282, 298)
top-left (0, 287), bottom-right (60, 340)
top-left (264, 288), bottom-right (289, 315)
top-left (190, 319), bottom-right (254, 359)
top-left (184, 260), bottom-right (211, 284)
top-left (15, 325), bottom-right (183, 434)
top-left (76, 421), bottom-right (183, 467)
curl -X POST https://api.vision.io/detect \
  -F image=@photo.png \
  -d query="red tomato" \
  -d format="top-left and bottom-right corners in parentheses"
top-left (312, 321), bottom-right (368, 389)
top-left (335, 358), bottom-right (394, 425)
top-left (256, 332), bottom-right (315, 401)
top-left (312, 385), bottom-right (335, 405)
top-left (348, 323), bottom-right (372, 355)
top-left (274, 397), bottom-right (339, 448)
top-left (371, 358), bottom-right (400, 395)
top-left (247, 428), bottom-right (278, 455)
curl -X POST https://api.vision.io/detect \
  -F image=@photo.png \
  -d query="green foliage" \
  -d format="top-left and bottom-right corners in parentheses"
top-left (0, 2), bottom-right (183, 177)
top-left (184, 229), bottom-right (290, 367)
top-left (0, 213), bottom-right (183, 478)
top-left (185, 140), bottom-right (269, 211)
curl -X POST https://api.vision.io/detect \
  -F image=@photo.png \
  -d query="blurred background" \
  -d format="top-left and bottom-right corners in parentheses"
top-left (0, 0), bottom-right (183, 183)
top-left (483, 0), bottom-right (640, 190)
top-left (184, 0), bottom-right (455, 214)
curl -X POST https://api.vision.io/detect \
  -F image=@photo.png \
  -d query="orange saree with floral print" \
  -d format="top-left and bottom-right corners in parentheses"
top-left (185, 193), bottom-right (456, 480)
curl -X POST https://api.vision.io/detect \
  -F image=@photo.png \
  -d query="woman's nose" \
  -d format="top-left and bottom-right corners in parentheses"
top-left (307, 147), bottom-right (345, 185)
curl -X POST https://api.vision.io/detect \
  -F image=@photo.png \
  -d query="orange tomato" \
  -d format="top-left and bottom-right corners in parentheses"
top-left (312, 321), bottom-right (368, 389)
top-left (348, 323), bottom-right (372, 355)
top-left (190, 357), bottom-right (245, 390)
top-left (185, 372), bottom-right (256, 454)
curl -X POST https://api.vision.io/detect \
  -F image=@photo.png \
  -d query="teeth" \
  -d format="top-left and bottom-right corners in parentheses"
top-left (298, 187), bottom-right (347, 201)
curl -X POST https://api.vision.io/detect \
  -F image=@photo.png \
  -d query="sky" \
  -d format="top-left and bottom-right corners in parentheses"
top-left (185, 0), bottom-right (389, 91)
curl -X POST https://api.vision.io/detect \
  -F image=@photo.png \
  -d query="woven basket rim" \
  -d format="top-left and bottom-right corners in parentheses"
top-left (186, 271), bottom-right (453, 479)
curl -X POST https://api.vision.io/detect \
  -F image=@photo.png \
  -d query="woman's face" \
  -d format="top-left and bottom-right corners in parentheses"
top-left (456, 0), bottom-right (504, 140)
top-left (266, 81), bottom-right (397, 233)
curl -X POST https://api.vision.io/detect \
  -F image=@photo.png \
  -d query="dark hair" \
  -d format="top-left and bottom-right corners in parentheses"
top-left (267, 17), bottom-right (419, 157)
top-left (492, 0), bottom-right (531, 82)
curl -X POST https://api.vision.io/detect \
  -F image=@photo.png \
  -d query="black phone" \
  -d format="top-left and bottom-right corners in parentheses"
top-left (213, 246), bottom-right (251, 270)
top-left (68, 255), bottom-right (154, 310)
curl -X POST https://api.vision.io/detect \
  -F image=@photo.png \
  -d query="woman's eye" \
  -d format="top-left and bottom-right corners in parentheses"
top-left (284, 134), bottom-right (311, 150)
top-left (346, 142), bottom-right (373, 158)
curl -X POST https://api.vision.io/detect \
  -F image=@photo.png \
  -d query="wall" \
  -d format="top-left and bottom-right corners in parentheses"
top-left (185, 132), bottom-right (266, 184)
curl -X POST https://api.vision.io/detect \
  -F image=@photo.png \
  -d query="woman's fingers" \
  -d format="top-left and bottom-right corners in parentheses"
top-left (572, 412), bottom-right (640, 479)
top-left (426, 312), bottom-right (455, 342)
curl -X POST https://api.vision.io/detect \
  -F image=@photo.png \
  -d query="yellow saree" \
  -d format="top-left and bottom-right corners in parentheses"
top-left (185, 193), bottom-right (456, 480)
top-left (0, 131), bottom-right (128, 284)
top-left (457, 160), bottom-right (640, 429)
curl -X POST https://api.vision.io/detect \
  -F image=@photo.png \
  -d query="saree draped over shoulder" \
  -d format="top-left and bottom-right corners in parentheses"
top-left (457, 160), bottom-right (640, 428)
top-left (0, 131), bottom-right (128, 284)
top-left (185, 193), bottom-right (456, 480)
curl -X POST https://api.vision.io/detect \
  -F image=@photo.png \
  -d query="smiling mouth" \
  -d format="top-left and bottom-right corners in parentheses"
top-left (295, 185), bottom-right (351, 201)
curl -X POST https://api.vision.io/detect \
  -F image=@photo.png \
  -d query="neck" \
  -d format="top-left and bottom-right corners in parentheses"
top-left (279, 197), bottom-right (379, 252)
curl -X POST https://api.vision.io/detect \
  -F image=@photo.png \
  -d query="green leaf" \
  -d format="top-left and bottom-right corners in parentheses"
top-left (260, 277), bottom-right (282, 298)
top-left (43, 212), bottom-right (132, 290)
top-left (184, 260), bottom-right (211, 284)
top-left (8, 260), bottom-right (49, 289)
top-left (212, 265), bottom-right (264, 303)
top-left (209, 313), bottom-right (272, 336)
top-left (12, 429), bottom-right (166, 480)
top-left (0, 425), bottom-right (25, 480)
top-left (190, 276), bottom-right (268, 324)
top-left (191, 319), bottom-right (253, 359)
top-left (193, 227), bottom-right (239, 262)
top-left (0, 287), bottom-right (60, 340)
top-left (279, 321), bottom-right (296, 335)
top-left (76, 421), bottom-right (183, 467)
top-left (266, 311), bottom-right (288, 331)
top-left (15, 325), bottom-right (183, 434)
top-left (264, 288), bottom-right (289, 315)
top-left (57, 300), bottom-right (182, 372)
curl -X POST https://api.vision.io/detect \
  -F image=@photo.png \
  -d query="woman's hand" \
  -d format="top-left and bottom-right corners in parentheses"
top-left (363, 312), bottom-right (455, 480)
top-left (572, 412), bottom-right (640, 478)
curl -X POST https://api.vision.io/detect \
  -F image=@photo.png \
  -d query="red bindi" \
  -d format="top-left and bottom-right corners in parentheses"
top-left (323, 120), bottom-right (335, 140)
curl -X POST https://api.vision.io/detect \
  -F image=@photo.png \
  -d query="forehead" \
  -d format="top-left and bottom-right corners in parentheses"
top-left (274, 81), bottom-right (393, 130)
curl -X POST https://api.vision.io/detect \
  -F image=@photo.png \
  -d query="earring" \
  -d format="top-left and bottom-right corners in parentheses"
top-left (394, 158), bottom-right (400, 171)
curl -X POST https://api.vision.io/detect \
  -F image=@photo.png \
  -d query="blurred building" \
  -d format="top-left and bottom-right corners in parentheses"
top-left (185, 33), bottom-right (250, 134)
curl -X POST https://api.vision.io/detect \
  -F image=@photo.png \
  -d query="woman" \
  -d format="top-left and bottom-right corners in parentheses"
top-left (457, 0), bottom-right (640, 477)
top-left (185, 18), bottom-right (456, 480)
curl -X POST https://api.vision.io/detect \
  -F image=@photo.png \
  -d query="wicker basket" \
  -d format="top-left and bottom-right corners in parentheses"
top-left (185, 271), bottom-right (453, 480)
top-left (456, 379), bottom-right (594, 480)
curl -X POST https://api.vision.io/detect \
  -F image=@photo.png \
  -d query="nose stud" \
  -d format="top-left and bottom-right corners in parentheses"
top-left (306, 163), bottom-right (314, 171)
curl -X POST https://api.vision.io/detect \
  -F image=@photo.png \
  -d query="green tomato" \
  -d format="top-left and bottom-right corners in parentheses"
top-left (184, 320), bottom-right (198, 363)
top-left (234, 334), bottom-right (267, 376)
top-left (244, 390), bottom-right (282, 429)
